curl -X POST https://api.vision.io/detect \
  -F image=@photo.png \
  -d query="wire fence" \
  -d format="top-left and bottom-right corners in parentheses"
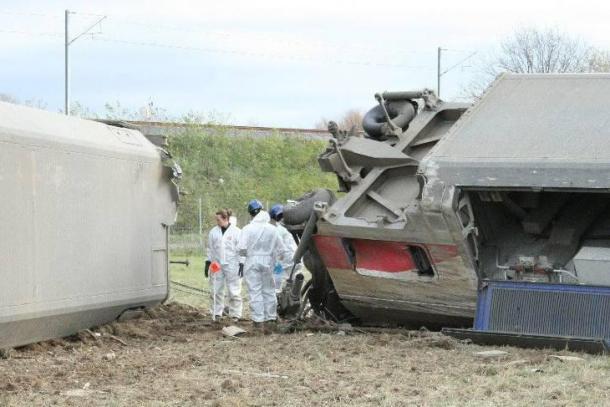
top-left (169, 226), bottom-right (203, 256)
top-left (170, 196), bottom-right (257, 256)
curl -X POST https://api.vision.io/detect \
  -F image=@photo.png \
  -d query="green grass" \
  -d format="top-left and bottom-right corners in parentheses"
top-left (167, 124), bottom-right (334, 310)
top-left (168, 125), bottom-right (338, 231)
top-left (168, 253), bottom-right (311, 315)
top-left (168, 255), bottom-right (210, 309)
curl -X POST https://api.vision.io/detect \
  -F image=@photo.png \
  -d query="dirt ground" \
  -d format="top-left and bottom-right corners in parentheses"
top-left (1, 302), bottom-right (610, 407)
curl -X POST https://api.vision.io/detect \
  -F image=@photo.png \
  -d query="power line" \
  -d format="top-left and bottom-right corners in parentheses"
top-left (0, 26), bottom-right (428, 68)
top-left (0, 10), bottom-right (435, 59)
top-left (58, 10), bottom-right (435, 57)
top-left (437, 46), bottom-right (477, 96)
top-left (0, 10), bottom-right (437, 68)
top-left (441, 48), bottom-right (476, 53)
top-left (0, 10), bottom-right (60, 18)
top-left (64, 10), bottom-right (107, 115)
top-left (0, 10), bottom-right (105, 18)
top-left (85, 36), bottom-right (428, 69)
top-left (441, 51), bottom-right (477, 76)
top-left (0, 29), bottom-right (62, 38)
top-left (70, 11), bottom-right (106, 18)
top-left (104, 17), bottom-right (433, 58)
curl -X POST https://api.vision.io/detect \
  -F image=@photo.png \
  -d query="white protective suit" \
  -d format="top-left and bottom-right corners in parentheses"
top-left (206, 223), bottom-right (243, 318)
top-left (238, 211), bottom-right (290, 322)
top-left (273, 224), bottom-right (299, 292)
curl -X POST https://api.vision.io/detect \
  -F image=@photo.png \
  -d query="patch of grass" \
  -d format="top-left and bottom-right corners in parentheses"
top-left (168, 126), bottom-right (338, 231)
top-left (169, 255), bottom-right (210, 309)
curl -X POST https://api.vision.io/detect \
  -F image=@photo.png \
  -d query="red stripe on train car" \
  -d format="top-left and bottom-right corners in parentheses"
top-left (313, 236), bottom-right (459, 274)
top-left (312, 235), bottom-right (353, 270)
top-left (351, 239), bottom-right (416, 273)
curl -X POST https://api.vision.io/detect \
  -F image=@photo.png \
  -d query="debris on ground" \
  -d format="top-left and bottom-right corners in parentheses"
top-left (0, 348), bottom-right (11, 360)
top-left (221, 326), bottom-right (247, 337)
top-left (0, 302), bottom-right (604, 406)
top-left (474, 350), bottom-right (509, 358)
top-left (117, 309), bottom-right (146, 322)
top-left (549, 355), bottom-right (586, 362)
top-left (103, 351), bottom-right (116, 361)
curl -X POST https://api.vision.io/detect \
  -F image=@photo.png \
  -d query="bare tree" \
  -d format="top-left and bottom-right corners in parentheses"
top-left (589, 50), bottom-right (610, 73)
top-left (315, 108), bottom-right (364, 132)
top-left (498, 27), bottom-right (591, 73)
top-left (0, 93), bottom-right (19, 104)
top-left (465, 27), bottom-right (595, 99)
top-left (0, 93), bottom-right (48, 110)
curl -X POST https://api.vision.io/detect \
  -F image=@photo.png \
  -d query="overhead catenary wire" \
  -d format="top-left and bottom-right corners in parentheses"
top-left (437, 46), bottom-right (478, 96)
top-left (68, 14), bottom-right (107, 45)
top-left (85, 36), bottom-right (428, 69)
top-left (101, 15), bottom-right (434, 57)
top-left (0, 29), bottom-right (62, 38)
top-left (441, 47), bottom-right (476, 53)
top-left (0, 10), bottom-right (106, 18)
top-left (0, 10), bottom-right (61, 18)
top-left (3, 8), bottom-right (433, 58)
top-left (441, 51), bottom-right (477, 76)
top-left (0, 27), bottom-right (429, 69)
top-left (0, 11), bottom-right (433, 69)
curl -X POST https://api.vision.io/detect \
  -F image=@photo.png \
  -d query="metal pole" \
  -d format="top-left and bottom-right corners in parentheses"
top-left (212, 271), bottom-right (216, 321)
top-left (437, 46), bottom-right (442, 97)
top-left (63, 11), bottom-right (106, 116)
top-left (64, 9), bottom-right (70, 115)
top-left (198, 197), bottom-right (203, 250)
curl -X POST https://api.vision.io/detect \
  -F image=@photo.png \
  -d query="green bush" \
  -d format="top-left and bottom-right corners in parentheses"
top-left (169, 125), bottom-right (337, 231)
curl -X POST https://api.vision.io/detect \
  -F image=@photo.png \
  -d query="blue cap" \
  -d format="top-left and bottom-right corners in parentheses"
top-left (247, 199), bottom-right (263, 215)
top-left (269, 204), bottom-right (284, 221)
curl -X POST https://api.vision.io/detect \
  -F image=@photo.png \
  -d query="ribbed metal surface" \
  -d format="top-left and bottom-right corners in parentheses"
top-left (482, 283), bottom-right (610, 339)
top-left (423, 73), bottom-right (610, 189)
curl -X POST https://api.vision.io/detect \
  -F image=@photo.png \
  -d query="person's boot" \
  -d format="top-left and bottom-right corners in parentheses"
top-left (264, 319), bottom-right (277, 335)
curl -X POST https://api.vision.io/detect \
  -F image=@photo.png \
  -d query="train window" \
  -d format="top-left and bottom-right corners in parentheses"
top-left (346, 239), bottom-right (437, 278)
top-left (409, 246), bottom-right (434, 276)
top-left (341, 238), bottom-right (356, 268)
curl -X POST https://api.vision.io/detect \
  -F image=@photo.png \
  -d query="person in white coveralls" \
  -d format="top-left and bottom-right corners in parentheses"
top-left (268, 203), bottom-right (299, 293)
top-left (238, 200), bottom-right (291, 326)
top-left (205, 208), bottom-right (242, 321)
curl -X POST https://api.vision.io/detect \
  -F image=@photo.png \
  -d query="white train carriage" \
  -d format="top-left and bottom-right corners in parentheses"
top-left (0, 102), bottom-right (180, 348)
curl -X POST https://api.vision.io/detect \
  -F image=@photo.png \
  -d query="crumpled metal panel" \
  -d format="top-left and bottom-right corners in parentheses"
top-left (0, 102), bottom-right (179, 348)
top-left (422, 73), bottom-right (610, 189)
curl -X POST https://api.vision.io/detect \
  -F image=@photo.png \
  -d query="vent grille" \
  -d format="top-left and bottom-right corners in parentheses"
top-left (475, 282), bottom-right (610, 340)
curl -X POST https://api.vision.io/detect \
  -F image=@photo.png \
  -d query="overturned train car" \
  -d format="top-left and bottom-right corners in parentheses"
top-left (423, 74), bottom-right (610, 342)
top-left (283, 89), bottom-right (476, 326)
top-left (0, 102), bottom-right (180, 348)
top-left (285, 73), bottom-right (610, 328)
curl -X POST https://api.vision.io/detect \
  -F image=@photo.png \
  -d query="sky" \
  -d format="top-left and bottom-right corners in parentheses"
top-left (1, 0), bottom-right (610, 128)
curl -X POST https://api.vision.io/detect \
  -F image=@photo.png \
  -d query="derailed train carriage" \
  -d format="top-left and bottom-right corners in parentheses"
top-left (6, 72), bottom-right (610, 350)
top-left (0, 102), bottom-right (180, 349)
top-left (284, 74), bottom-right (610, 345)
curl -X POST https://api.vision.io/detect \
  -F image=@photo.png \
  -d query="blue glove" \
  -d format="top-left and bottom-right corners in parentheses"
top-left (274, 263), bottom-right (283, 275)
